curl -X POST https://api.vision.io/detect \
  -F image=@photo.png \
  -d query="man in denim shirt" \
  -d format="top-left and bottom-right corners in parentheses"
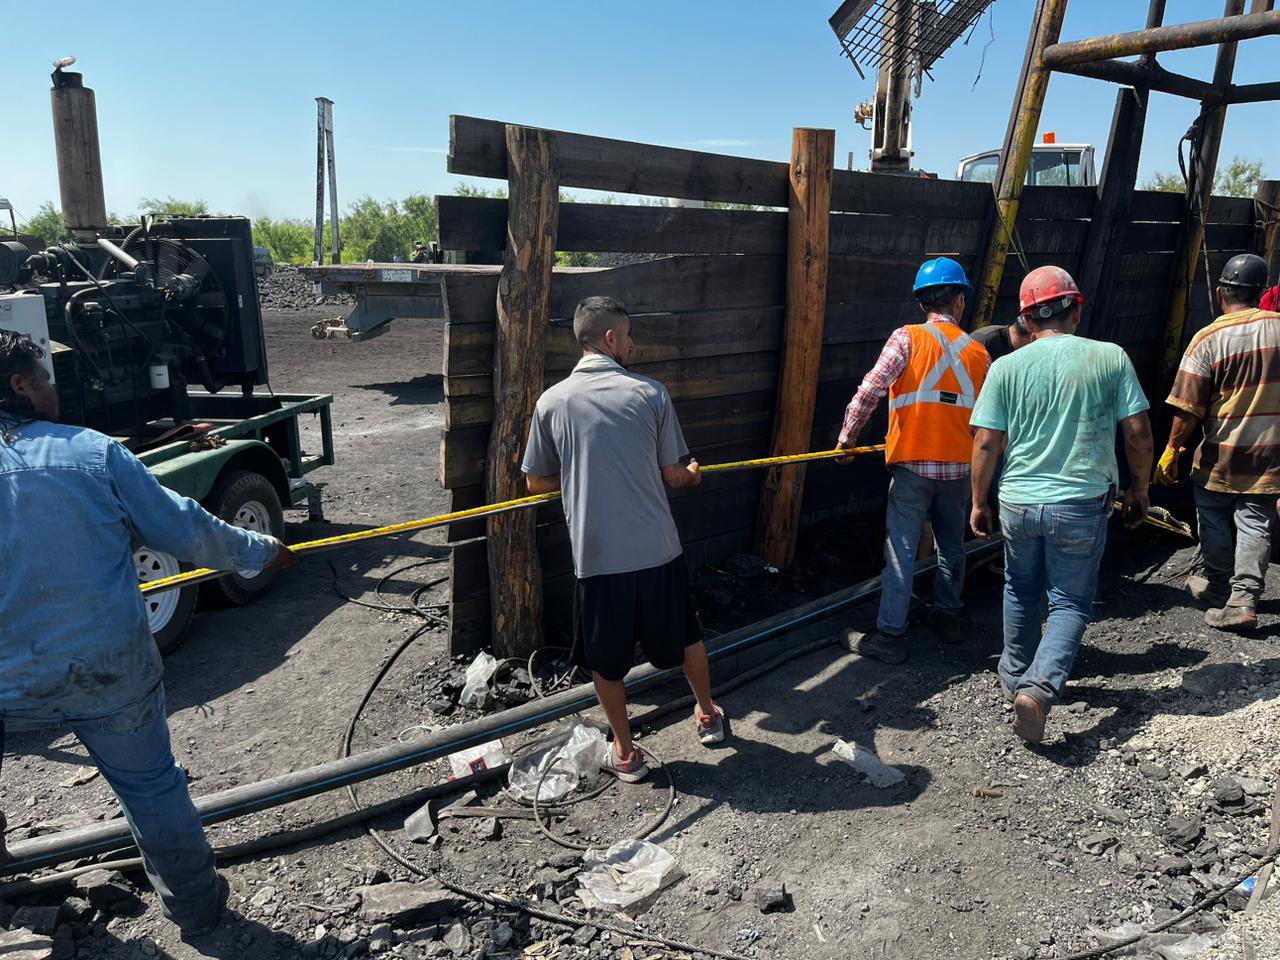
top-left (968, 268), bottom-right (1152, 745)
top-left (0, 331), bottom-right (296, 935)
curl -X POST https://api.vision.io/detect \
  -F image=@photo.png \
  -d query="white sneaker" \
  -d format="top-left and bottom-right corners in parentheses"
top-left (600, 742), bottom-right (650, 783)
top-left (695, 704), bottom-right (727, 745)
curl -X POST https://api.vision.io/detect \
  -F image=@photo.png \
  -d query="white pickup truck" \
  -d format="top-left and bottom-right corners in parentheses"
top-left (957, 141), bottom-right (1097, 188)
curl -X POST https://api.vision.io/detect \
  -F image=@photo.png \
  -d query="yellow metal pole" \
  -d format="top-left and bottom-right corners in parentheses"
top-left (974, 0), bottom-right (1070, 329)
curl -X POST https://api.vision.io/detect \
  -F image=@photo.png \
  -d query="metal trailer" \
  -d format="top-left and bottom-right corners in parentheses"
top-left (133, 391), bottom-right (335, 653)
top-left (305, 263), bottom-right (454, 341)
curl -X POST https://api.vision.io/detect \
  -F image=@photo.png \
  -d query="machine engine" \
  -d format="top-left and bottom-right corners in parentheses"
top-left (0, 218), bottom-right (267, 435)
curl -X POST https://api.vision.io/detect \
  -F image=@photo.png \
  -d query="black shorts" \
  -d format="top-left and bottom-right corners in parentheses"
top-left (573, 555), bottom-right (702, 682)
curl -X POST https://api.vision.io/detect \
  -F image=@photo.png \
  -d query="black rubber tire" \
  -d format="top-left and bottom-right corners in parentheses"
top-left (202, 470), bottom-right (285, 606)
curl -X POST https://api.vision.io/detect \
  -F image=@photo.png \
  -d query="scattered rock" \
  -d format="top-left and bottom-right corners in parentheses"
top-left (441, 921), bottom-right (470, 957)
top-left (1164, 817), bottom-right (1203, 850)
top-left (571, 925), bottom-right (598, 947)
top-left (1211, 778), bottom-right (1245, 805)
top-left (358, 882), bottom-right (466, 927)
top-left (1139, 763), bottom-right (1170, 782)
top-left (0, 928), bottom-right (55, 960)
top-left (491, 923), bottom-right (514, 950)
top-left (755, 879), bottom-right (789, 913)
top-left (1155, 856), bottom-right (1192, 876)
top-left (473, 816), bottom-right (501, 841)
top-left (58, 898), bottom-right (92, 924)
top-left (1078, 831), bottom-right (1118, 856)
top-left (368, 923), bottom-right (393, 954)
top-left (10, 906), bottom-right (62, 936)
top-left (363, 865), bottom-right (391, 886)
top-left (250, 885), bottom-right (277, 908)
top-left (73, 869), bottom-right (140, 912)
top-left (1177, 762), bottom-right (1208, 780)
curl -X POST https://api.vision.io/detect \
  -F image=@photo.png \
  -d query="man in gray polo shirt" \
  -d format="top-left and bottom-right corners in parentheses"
top-left (522, 296), bottom-right (726, 782)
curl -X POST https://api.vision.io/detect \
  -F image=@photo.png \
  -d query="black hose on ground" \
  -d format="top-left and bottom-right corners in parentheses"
top-left (336, 595), bottom-right (750, 960)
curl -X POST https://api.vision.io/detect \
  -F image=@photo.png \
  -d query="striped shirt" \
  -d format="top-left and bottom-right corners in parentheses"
top-left (1167, 307), bottom-right (1280, 495)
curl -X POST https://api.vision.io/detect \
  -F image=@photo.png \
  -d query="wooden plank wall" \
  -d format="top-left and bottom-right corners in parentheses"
top-left (438, 116), bottom-right (1259, 654)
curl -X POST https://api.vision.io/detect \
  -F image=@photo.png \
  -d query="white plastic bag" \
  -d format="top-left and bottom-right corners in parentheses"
top-left (508, 725), bottom-right (607, 802)
top-left (832, 739), bottom-right (905, 788)
top-left (578, 839), bottom-right (681, 911)
top-left (458, 652), bottom-right (499, 707)
top-left (1085, 924), bottom-right (1215, 960)
top-left (447, 739), bottom-right (508, 780)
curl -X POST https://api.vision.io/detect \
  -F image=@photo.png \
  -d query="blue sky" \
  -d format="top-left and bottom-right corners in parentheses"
top-left (5, 1), bottom-right (1278, 223)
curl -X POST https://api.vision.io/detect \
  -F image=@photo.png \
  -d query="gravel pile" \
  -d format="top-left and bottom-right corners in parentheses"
top-left (258, 266), bottom-right (354, 311)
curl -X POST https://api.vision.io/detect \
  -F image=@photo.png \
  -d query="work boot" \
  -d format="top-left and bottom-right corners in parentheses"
top-left (1012, 693), bottom-right (1048, 745)
top-left (1205, 604), bottom-right (1257, 633)
top-left (1186, 574), bottom-right (1229, 608)
top-left (846, 628), bottom-right (907, 665)
top-left (926, 610), bottom-right (964, 645)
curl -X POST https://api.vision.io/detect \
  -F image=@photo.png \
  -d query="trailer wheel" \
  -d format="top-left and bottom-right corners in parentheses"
top-left (136, 546), bottom-right (198, 655)
top-left (204, 470), bottom-right (285, 606)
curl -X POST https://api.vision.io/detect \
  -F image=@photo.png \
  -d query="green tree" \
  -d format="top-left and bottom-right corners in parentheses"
top-left (1142, 156), bottom-right (1266, 198)
top-left (138, 196), bottom-right (210, 217)
top-left (253, 217), bottom-right (314, 264)
top-left (20, 201), bottom-right (71, 245)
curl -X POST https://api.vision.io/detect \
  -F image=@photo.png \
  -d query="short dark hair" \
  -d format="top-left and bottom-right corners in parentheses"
top-left (0, 330), bottom-right (45, 420)
top-left (573, 296), bottom-right (629, 347)
top-left (1218, 284), bottom-right (1263, 309)
top-left (916, 284), bottom-right (965, 314)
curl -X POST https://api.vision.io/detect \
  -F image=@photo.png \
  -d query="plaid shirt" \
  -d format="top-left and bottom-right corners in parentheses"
top-left (838, 313), bottom-right (971, 481)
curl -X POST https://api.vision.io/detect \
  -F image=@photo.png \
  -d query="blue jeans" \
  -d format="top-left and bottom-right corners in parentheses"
top-left (4, 686), bottom-right (219, 929)
top-left (1194, 485), bottom-right (1273, 608)
top-left (877, 466), bottom-right (968, 636)
top-left (998, 497), bottom-right (1109, 706)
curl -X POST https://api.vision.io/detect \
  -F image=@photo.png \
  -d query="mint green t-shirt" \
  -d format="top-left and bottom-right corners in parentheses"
top-left (969, 335), bottom-right (1149, 504)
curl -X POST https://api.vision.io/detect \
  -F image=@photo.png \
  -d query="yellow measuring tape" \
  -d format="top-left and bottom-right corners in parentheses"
top-left (139, 445), bottom-right (886, 596)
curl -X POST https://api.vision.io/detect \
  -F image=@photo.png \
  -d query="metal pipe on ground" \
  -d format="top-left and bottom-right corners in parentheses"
top-left (2, 539), bottom-right (1000, 877)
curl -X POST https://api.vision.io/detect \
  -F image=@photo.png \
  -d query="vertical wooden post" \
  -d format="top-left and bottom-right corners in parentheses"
top-left (973, 0), bottom-right (1069, 328)
top-left (1076, 87), bottom-right (1148, 337)
top-left (486, 125), bottom-right (559, 659)
top-left (1160, 0), bottom-right (1246, 380)
top-left (314, 98), bottom-right (327, 265)
top-left (754, 128), bottom-right (834, 570)
top-left (1255, 179), bottom-right (1280, 287)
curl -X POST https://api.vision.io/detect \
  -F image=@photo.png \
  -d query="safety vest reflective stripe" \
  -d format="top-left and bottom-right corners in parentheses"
top-left (890, 324), bottom-right (976, 410)
top-left (889, 388), bottom-right (976, 410)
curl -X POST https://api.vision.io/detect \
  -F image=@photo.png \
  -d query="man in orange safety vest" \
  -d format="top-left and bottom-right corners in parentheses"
top-left (836, 257), bottom-right (991, 664)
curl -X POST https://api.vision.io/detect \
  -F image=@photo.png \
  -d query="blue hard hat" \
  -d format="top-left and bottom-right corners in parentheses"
top-left (913, 257), bottom-right (973, 297)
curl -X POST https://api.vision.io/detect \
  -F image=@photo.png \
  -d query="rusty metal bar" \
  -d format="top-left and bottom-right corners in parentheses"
top-left (1042, 9), bottom-right (1280, 68)
top-left (1227, 79), bottom-right (1280, 102)
top-left (973, 0), bottom-right (1069, 329)
top-left (1050, 57), bottom-right (1215, 100)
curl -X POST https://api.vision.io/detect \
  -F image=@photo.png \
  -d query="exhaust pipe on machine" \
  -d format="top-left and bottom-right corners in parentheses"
top-left (50, 60), bottom-right (108, 238)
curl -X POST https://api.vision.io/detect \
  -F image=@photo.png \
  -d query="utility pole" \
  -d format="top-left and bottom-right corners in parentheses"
top-left (314, 97), bottom-right (341, 264)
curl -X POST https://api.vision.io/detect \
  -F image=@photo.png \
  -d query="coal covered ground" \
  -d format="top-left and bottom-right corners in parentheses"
top-left (2, 291), bottom-right (1278, 960)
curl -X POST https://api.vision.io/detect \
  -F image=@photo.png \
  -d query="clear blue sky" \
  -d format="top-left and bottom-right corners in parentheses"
top-left (5, 0), bottom-right (1277, 223)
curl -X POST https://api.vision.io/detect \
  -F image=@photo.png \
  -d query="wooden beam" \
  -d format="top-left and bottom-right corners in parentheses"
top-left (1078, 87), bottom-right (1149, 339)
top-left (481, 124), bottom-right (559, 659)
top-left (754, 128), bottom-right (835, 569)
top-left (973, 0), bottom-right (1070, 328)
top-left (450, 114), bottom-right (990, 218)
top-left (1161, 0), bottom-right (1246, 381)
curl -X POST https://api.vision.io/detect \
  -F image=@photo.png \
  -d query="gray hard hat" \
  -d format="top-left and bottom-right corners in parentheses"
top-left (1218, 253), bottom-right (1268, 289)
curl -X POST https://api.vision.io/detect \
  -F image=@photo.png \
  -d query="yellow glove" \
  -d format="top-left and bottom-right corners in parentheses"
top-left (1153, 446), bottom-right (1182, 486)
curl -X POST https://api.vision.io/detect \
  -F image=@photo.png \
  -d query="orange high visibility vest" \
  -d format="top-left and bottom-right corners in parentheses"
top-left (886, 322), bottom-right (989, 465)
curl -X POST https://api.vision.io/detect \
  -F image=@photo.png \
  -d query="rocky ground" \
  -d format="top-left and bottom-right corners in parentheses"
top-left (1, 297), bottom-right (1277, 960)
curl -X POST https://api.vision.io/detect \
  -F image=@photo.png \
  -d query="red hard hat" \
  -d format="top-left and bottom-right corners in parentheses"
top-left (1019, 265), bottom-right (1083, 319)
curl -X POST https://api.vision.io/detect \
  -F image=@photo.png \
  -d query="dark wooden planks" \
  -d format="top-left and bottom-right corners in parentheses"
top-left (450, 115), bottom-right (791, 208)
top-left (440, 195), bottom-right (787, 255)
